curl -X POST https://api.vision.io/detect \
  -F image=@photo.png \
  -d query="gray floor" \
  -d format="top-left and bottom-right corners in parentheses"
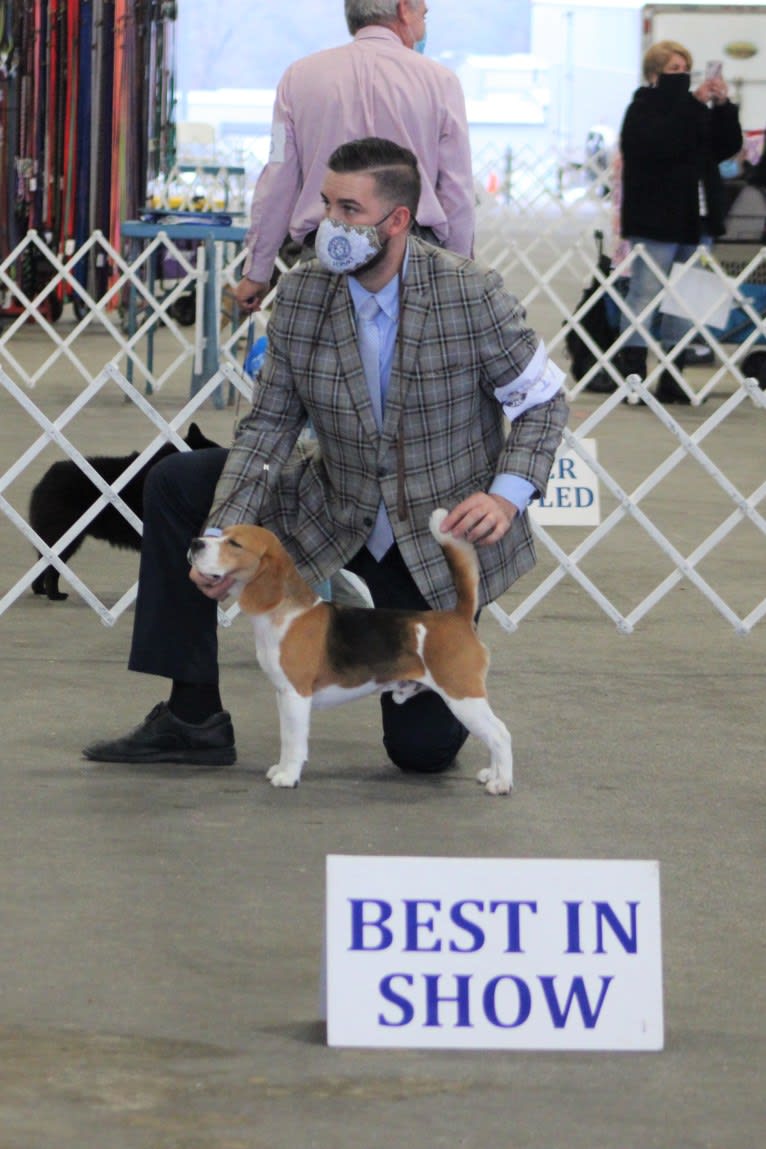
top-left (1, 339), bottom-right (764, 1146)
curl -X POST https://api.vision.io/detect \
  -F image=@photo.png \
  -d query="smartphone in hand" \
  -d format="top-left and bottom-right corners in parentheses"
top-left (705, 60), bottom-right (723, 81)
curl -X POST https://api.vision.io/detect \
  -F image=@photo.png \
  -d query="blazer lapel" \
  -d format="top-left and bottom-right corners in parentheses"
top-left (327, 283), bottom-right (381, 442)
top-left (381, 242), bottom-right (432, 440)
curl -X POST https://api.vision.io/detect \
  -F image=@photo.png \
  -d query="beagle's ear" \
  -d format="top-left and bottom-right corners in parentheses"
top-left (238, 550), bottom-right (285, 613)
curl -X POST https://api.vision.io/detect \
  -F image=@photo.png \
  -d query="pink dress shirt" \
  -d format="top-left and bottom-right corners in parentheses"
top-left (243, 26), bottom-right (475, 283)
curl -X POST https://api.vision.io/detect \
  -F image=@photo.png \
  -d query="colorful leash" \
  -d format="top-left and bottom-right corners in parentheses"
top-left (95, 0), bottom-right (115, 296)
top-left (48, 0), bottom-right (62, 241)
top-left (61, 0), bottom-right (80, 251)
top-left (0, 0), bottom-right (10, 257)
top-left (4, 0), bottom-right (177, 280)
top-left (73, 0), bottom-right (93, 293)
top-left (31, 0), bottom-right (48, 230)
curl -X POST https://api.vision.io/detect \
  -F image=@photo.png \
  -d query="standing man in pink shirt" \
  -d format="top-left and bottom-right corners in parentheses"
top-left (235, 0), bottom-right (475, 313)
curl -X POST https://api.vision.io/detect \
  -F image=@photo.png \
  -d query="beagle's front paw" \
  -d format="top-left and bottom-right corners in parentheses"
top-left (267, 763), bottom-right (301, 788)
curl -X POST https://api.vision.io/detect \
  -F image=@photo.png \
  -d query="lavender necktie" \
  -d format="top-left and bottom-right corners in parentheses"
top-left (356, 296), bottom-right (394, 560)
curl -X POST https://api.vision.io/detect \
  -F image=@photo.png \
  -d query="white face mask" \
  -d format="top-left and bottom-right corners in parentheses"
top-left (315, 209), bottom-right (394, 275)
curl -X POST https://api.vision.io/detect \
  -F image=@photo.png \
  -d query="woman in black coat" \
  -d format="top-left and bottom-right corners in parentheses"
top-left (617, 40), bottom-right (742, 402)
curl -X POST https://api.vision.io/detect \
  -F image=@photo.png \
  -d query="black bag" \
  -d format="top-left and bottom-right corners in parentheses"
top-left (742, 349), bottom-right (766, 389)
top-left (565, 230), bottom-right (616, 383)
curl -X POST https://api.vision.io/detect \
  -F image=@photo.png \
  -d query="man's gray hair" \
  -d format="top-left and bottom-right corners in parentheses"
top-left (345, 0), bottom-right (416, 36)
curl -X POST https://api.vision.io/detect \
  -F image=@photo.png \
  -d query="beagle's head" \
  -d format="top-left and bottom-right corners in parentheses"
top-left (189, 524), bottom-right (316, 615)
top-left (189, 524), bottom-right (283, 589)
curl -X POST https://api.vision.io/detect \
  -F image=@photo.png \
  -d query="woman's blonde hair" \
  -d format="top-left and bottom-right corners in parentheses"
top-left (643, 40), bottom-right (693, 83)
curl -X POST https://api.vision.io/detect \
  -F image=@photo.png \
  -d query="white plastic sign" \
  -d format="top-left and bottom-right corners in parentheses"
top-left (530, 438), bottom-right (600, 526)
top-left (325, 856), bottom-right (663, 1050)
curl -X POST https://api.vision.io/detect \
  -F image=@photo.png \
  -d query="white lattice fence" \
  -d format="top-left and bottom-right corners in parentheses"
top-left (471, 156), bottom-right (766, 636)
top-left (0, 361), bottom-right (250, 626)
top-left (487, 383), bottom-right (766, 638)
top-left (0, 226), bottom-right (259, 626)
top-left (472, 140), bottom-right (613, 208)
top-left (1, 229), bottom-right (202, 391)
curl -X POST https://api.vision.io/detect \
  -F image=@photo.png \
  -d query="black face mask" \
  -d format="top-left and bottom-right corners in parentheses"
top-left (657, 72), bottom-right (691, 99)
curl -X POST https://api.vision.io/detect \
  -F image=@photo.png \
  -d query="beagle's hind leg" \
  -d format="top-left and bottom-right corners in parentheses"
top-left (443, 695), bottom-right (513, 796)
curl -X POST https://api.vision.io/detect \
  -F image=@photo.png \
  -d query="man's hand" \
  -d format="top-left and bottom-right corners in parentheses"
top-left (234, 277), bottom-right (270, 314)
top-left (440, 493), bottom-right (518, 546)
top-left (189, 566), bottom-right (238, 601)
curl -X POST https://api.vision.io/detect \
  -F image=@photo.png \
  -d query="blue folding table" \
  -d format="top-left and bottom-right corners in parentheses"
top-left (121, 216), bottom-right (247, 408)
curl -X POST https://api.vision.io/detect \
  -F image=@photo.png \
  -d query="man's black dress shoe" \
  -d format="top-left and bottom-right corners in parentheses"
top-left (82, 702), bottom-right (236, 766)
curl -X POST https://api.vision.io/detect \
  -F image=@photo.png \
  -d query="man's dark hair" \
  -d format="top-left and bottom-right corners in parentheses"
top-left (327, 137), bottom-right (421, 217)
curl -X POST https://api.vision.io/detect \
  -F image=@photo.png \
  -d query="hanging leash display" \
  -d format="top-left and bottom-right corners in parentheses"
top-left (0, 0), bottom-right (178, 318)
top-left (93, 0), bottom-right (115, 298)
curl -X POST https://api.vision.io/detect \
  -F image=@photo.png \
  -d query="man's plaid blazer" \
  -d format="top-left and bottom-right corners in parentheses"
top-left (208, 237), bottom-right (568, 610)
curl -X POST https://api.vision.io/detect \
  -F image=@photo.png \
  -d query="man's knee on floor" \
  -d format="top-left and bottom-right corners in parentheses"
top-left (383, 710), bottom-right (470, 774)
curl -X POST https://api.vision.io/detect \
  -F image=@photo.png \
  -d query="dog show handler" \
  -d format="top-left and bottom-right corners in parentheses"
top-left (83, 138), bottom-right (568, 776)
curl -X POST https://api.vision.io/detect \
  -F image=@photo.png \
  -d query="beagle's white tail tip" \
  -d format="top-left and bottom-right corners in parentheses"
top-left (429, 507), bottom-right (474, 553)
top-left (429, 507), bottom-right (450, 539)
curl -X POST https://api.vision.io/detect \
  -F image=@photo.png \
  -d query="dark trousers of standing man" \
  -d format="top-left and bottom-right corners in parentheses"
top-left (128, 448), bottom-right (468, 773)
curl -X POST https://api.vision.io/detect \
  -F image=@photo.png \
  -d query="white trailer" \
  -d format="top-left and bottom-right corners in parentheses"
top-left (642, 3), bottom-right (766, 141)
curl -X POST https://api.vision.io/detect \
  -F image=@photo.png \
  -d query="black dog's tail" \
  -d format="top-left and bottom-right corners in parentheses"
top-left (429, 508), bottom-right (480, 624)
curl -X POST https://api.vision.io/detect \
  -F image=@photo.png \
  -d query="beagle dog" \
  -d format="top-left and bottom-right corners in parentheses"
top-left (188, 510), bottom-right (512, 795)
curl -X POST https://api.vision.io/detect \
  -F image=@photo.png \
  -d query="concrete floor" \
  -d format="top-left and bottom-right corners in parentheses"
top-left (1, 323), bottom-right (764, 1147)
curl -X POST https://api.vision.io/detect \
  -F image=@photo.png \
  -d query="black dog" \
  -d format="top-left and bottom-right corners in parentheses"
top-left (30, 422), bottom-right (220, 600)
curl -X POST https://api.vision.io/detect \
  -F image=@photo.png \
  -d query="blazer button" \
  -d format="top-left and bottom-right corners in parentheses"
top-left (363, 516), bottom-right (374, 527)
